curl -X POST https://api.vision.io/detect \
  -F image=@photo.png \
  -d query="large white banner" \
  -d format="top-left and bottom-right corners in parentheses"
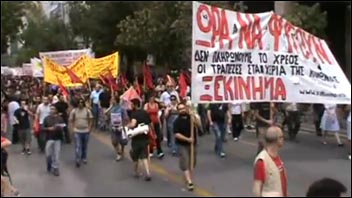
top-left (39, 48), bottom-right (94, 66)
top-left (1, 66), bottom-right (12, 76)
top-left (31, 57), bottom-right (43, 77)
top-left (11, 67), bottom-right (23, 76)
top-left (22, 63), bottom-right (33, 76)
top-left (191, 2), bottom-right (351, 104)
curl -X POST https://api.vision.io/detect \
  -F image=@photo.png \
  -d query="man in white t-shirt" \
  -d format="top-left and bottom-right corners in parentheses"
top-left (159, 82), bottom-right (179, 144)
top-left (7, 98), bottom-right (20, 142)
top-left (159, 82), bottom-right (179, 107)
top-left (36, 96), bottom-right (51, 152)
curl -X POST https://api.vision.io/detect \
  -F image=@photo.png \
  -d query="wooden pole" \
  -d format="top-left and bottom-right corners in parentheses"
top-left (87, 79), bottom-right (92, 92)
top-left (270, 102), bottom-right (274, 126)
top-left (43, 81), bottom-right (46, 96)
top-left (190, 117), bottom-right (195, 171)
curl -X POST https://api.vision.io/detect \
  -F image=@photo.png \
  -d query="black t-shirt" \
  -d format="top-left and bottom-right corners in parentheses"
top-left (43, 115), bottom-right (64, 141)
top-left (251, 102), bottom-right (271, 127)
top-left (99, 91), bottom-right (111, 109)
top-left (130, 109), bottom-right (151, 143)
top-left (54, 101), bottom-right (69, 122)
top-left (173, 114), bottom-right (197, 146)
top-left (208, 104), bottom-right (228, 123)
top-left (14, 108), bottom-right (30, 129)
top-left (313, 103), bottom-right (325, 114)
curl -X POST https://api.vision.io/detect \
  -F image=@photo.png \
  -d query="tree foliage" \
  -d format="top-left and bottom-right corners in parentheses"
top-left (15, 7), bottom-right (77, 65)
top-left (285, 3), bottom-right (328, 39)
top-left (68, 1), bottom-right (139, 57)
top-left (1, 1), bottom-right (26, 53)
top-left (116, 1), bottom-right (247, 69)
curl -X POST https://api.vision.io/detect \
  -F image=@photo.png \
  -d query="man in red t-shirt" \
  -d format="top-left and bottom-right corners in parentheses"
top-left (253, 126), bottom-right (287, 197)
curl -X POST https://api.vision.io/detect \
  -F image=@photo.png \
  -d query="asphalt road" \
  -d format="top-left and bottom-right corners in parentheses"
top-left (5, 127), bottom-right (351, 197)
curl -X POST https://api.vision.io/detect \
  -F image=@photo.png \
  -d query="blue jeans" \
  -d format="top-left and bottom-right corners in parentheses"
top-left (74, 133), bottom-right (90, 163)
top-left (45, 140), bottom-right (61, 170)
top-left (92, 104), bottom-right (100, 127)
top-left (211, 122), bottom-right (226, 155)
top-left (167, 116), bottom-right (178, 154)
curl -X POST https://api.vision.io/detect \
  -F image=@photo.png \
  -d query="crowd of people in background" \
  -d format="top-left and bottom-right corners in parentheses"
top-left (1, 74), bottom-right (351, 197)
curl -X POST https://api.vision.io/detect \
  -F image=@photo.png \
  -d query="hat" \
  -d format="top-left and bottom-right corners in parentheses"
top-left (170, 95), bottom-right (177, 101)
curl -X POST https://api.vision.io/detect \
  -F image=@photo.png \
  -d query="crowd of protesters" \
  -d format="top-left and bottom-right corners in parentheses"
top-left (1, 74), bottom-right (351, 196)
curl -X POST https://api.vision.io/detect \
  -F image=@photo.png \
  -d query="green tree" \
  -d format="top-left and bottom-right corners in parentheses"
top-left (1, 1), bottom-right (26, 53)
top-left (68, 1), bottom-right (139, 57)
top-left (116, 1), bottom-right (247, 69)
top-left (285, 3), bottom-right (328, 39)
top-left (15, 15), bottom-right (77, 65)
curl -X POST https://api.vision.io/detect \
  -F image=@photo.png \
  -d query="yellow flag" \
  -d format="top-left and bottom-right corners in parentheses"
top-left (43, 56), bottom-right (88, 87)
top-left (86, 52), bottom-right (119, 79)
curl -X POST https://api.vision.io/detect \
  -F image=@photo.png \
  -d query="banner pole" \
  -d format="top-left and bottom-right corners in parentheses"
top-left (43, 81), bottom-right (46, 96)
top-left (190, 117), bottom-right (194, 172)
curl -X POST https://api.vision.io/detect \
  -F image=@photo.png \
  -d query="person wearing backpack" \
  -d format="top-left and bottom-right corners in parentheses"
top-left (69, 98), bottom-right (93, 168)
top-left (105, 94), bottom-right (129, 161)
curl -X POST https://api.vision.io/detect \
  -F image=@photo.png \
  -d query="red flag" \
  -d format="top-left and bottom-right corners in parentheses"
top-left (65, 67), bottom-right (83, 84)
top-left (56, 76), bottom-right (69, 97)
top-left (166, 74), bottom-right (176, 86)
top-left (121, 87), bottom-right (141, 101)
top-left (134, 78), bottom-right (142, 96)
top-left (117, 73), bottom-right (128, 90)
top-left (184, 71), bottom-right (191, 86)
top-left (99, 74), bottom-right (109, 86)
top-left (106, 70), bottom-right (118, 91)
top-left (121, 74), bottom-right (128, 88)
top-left (178, 73), bottom-right (188, 98)
top-left (144, 64), bottom-right (154, 89)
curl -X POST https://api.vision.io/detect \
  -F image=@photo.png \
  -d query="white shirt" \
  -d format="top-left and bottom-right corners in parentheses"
top-left (8, 101), bottom-right (20, 125)
top-left (52, 95), bottom-right (59, 104)
top-left (160, 90), bottom-right (179, 106)
top-left (324, 104), bottom-right (337, 115)
top-left (286, 103), bottom-right (298, 112)
top-left (241, 103), bottom-right (250, 112)
top-left (36, 103), bottom-right (51, 124)
top-left (348, 111), bottom-right (351, 123)
top-left (90, 90), bottom-right (102, 104)
top-left (230, 102), bottom-right (242, 115)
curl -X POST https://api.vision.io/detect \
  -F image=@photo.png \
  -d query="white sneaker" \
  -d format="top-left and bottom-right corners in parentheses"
top-left (115, 154), bottom-right (122, 161)
top-left (233, 137), bottom-right (239, 142)
top-left (220, 152), bottom-right (226, 158)
top-left (227, 129), bottom-right (232, 134)
top-left (149, 153), bottom-right (154, 158)
top-left (349, 155), bottom-right (351, 160)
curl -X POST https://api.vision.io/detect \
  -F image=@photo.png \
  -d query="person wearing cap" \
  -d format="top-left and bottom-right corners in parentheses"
top-left (159, 82), bottom-right (179, 107)
top-left (165, 95), bottom-right (179, 155)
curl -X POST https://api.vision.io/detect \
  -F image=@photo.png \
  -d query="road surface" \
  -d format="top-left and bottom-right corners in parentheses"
top-left (5, 127), bottom-right (351, 197)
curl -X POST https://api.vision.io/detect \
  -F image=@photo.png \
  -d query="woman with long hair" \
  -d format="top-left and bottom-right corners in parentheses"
top-left (144, 92), bottom-right (164, 159)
